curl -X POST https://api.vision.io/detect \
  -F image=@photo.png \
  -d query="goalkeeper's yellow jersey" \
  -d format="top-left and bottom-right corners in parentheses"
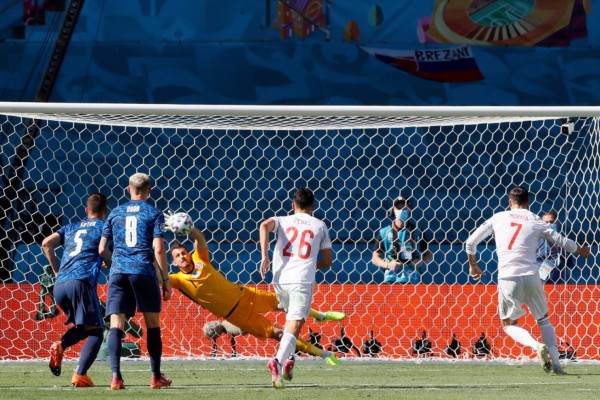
top-left (169, 248), bottom-right (244, 317)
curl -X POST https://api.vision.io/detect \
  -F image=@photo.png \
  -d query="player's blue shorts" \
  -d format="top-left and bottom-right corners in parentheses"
top-left (106, 273), bottom-right (161, 318)
top-left (54, 280), bottom-right (103, 327)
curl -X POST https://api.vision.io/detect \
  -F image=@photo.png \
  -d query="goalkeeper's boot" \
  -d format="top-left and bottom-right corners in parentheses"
top-left (282, 357), bottom-right (295, 381)
top-left (151, 373), bottom-right (172, 389)
top-left (49, 341), bottom-right (63, 376)
top-left (383, 270), bottom-right (397, 283)
top-left (537, 343), bottom-right (552, 373)
top-left (111, 376), bottom-right (125, 390)
top-left (267, 359), bottom-right (284, 389)
top-left (325, 353), bottom-right (341, 366)
top-left (553, 366), bottom-right (567, 375)
top-left (71, 372), bottom-right (95, 387)
top-left (319, 311), bottom-right (346, 322)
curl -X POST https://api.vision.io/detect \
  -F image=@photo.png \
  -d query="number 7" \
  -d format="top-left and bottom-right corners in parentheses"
top-left (508, 222), bottom-right (522, 250)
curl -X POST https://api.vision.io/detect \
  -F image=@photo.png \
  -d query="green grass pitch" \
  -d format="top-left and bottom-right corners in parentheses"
top-left (1, 359), bottom-right (600, 400)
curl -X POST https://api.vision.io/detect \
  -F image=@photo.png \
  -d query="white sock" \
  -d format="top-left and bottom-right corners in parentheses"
top-left (315, 312), bottom-right (325, 321)
top-left (275, 332), bottom-right (297, 365)
top-left (538, 318), bottom-right (561, 366)
top-left (321, 350), bottom-right (331, 359)
top-left (503, 325), bottom-right (538, 350)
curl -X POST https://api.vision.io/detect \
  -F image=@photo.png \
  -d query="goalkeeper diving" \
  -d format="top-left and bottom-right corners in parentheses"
top-left (163, 214), bottom-right (344, 365)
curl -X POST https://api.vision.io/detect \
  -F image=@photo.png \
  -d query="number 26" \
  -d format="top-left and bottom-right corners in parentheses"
top-left (282, 227), bottom-right (314, 259)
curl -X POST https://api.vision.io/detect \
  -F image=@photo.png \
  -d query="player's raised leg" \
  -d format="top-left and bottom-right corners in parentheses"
top-left (309, 309), bottom-right (346, 322)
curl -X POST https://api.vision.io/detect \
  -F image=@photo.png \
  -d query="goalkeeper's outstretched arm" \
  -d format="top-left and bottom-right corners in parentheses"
top-left (189, 227), bottom-right (208, 251)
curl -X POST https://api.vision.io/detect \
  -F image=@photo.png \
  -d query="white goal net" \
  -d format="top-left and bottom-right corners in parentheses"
top-left (0, 103), bottom-right (598, 362)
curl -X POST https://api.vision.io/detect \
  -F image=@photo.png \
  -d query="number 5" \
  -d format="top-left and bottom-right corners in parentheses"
top-left (69, 229), bottom-right (87, 256)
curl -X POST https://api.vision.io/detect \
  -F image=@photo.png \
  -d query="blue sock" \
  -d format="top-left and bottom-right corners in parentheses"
top-left (77, 329), bottom-right (103, 376)
top-left (108, 328), bottom-right (125, 379)
top-left (147, 327), bottom-right (162, 378)
top-left (61, 326), bottom-right (87, 348)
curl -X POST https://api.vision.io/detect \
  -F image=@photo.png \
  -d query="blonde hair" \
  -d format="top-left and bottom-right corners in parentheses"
top-left (129, 172), bottom-right (150, 191)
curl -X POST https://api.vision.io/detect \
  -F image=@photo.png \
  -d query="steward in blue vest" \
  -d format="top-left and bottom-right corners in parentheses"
top-left (372, 194), bottom-right (432, 284)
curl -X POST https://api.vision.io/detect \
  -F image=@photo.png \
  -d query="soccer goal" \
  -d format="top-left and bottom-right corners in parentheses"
top-left (0, 103), bottom-right (598, 362)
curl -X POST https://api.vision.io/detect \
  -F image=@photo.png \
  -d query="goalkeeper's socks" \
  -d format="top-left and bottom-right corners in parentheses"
top-left (77, 329), bottom-right (103, 376)
top-left (296, 337), bottom-right (322, 357)
top-left (538, 318), bottom-right (561, 366)
top-left (147, 327), bottom-right (163, 378)
top-left (503, 325), bottom-right (538, 349)
top-left (108, 328), bottom-right (125, 378)
top-left (321, 350), bottom-right (331, 359)
top-left (315, 312), bottom-right (326, 321)
top-left (275, 332), bottom-right (297, 365)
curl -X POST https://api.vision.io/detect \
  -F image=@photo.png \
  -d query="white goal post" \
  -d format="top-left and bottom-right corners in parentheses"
top-left (0, 102), bottom-right (598, 362)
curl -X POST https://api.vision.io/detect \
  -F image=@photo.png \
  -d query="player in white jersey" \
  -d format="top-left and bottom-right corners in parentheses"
top-left (466, 187), bottom-right (590, 375)
top-left (259, 188), bottom-right (333, 388)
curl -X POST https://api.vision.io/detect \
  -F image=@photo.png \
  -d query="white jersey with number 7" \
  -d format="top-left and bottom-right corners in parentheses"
top-left (271, 212), bottom-right (332, 285)
top-left (465, 209), bottom-right (577, 279)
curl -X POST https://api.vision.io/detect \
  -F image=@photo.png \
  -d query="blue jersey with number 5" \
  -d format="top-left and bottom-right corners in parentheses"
top-left (56, 218), bottom-right (105, 286)
top-left (102, 200), bottom-right (165, 276)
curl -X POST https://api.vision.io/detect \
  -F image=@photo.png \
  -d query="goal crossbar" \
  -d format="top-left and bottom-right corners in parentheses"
top-left (1, 102), bottom-right (599, 130)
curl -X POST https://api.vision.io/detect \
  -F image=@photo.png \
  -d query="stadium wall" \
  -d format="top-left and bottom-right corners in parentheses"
top-left (1, 1), bottom-right (600, 105)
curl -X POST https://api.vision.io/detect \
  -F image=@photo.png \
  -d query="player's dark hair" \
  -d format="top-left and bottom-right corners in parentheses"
top-left (87, 192), bottom-right (108, 214)
top-left (508, 186), bottom-right (530, 205)
top-left (169, 240), bottom-right (186, 253)
top-left (293, 187), bottom-right (315, 209)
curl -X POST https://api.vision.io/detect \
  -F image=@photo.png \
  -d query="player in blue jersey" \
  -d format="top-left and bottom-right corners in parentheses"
top-left (41, 193), bottom-right (111, 387)
top-left (98, 173), bottom-right (172, 390)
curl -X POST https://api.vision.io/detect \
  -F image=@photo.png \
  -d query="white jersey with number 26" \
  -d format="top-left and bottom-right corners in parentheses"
top-left (271, 212), bottom-right (332, 285)
top-left (466, 209), bottom-right (577, 279)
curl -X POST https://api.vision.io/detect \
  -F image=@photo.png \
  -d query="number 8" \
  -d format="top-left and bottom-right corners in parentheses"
top-left (126, 216), bottom-right (138, 247)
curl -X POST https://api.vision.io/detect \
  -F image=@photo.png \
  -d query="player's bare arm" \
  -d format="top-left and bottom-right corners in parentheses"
top-left (41, 232), bottom-right (62, 275)
top-left (98, 236), bottom-right (112, 267)
top-left (467, 254), bottom-right (484, 280)
top-left (154, 237), bottom-right (172, 300)
top-left (259, 218), bottom-right (276, 279)
top-left (316, 248), bottom-right (333, 270)
top-left (100, 240), bottom-right (113, 268)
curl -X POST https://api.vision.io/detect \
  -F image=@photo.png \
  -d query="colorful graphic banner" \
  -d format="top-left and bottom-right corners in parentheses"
top-left (361, 45), bottom-right (484, 82)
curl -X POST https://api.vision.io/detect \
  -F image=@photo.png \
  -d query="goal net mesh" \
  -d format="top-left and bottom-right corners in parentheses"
top-left (0, 105), bottom-right (598, 362)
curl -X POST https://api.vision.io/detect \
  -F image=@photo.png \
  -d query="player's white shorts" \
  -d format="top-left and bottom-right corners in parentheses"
top-left (273, 283), bottom-right (314, 321)
top-left (497, 275), bottom-right (548, 321)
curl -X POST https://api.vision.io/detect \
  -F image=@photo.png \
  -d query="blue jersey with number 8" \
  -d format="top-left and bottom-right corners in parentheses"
top-left (102, 200), bottom-right (164, 276)
top-left (56, 218), bottom-right (105, 286)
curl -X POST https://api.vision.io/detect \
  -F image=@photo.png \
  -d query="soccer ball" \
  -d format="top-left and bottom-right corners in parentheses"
top-left (165, 212), bottom-right (193, 235)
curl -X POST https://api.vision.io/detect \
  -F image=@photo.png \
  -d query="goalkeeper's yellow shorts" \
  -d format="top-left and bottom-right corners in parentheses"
top-left (242, 286), bottom-right (280, 312)
top-left (226, 287), bottom-right (278, 340)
